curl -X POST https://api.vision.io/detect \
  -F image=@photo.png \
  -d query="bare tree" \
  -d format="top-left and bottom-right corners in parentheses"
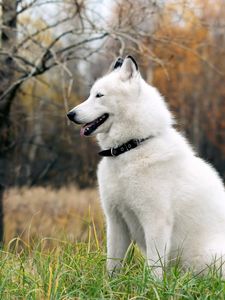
top-left (0, 0), bottom-right (18, 243)
top-left (0, 0), bottom-right (109, 242)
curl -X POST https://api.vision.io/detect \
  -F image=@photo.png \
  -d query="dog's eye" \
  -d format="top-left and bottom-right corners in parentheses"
top-left (96, 93), bottom-right (104, 98)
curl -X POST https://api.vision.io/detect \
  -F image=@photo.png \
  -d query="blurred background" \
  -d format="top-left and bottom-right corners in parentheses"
top-left (0, 0), bottom-right (224, 246)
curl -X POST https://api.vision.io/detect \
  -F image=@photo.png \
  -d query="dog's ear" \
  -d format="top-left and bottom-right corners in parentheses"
top-left (113, 57), bottom-right (124, 70)
top-left (119, 55), bottom-right (138, 81)
top-left (108, 57), bottom-right (124, 73)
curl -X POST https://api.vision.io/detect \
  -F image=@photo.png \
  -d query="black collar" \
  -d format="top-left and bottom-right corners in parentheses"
top-left (98, 136), bottom-right (152, 157)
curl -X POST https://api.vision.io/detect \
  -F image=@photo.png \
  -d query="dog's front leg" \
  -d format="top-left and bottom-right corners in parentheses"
top-left (144, 219), bottom-right (172, 279)
top-left (106, 210), bottom-right (131, 274)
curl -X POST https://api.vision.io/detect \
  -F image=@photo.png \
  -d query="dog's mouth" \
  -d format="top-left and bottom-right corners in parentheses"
top-left (80, 113), bottom-right (109, 136)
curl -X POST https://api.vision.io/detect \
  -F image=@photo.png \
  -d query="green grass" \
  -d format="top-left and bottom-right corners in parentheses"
top-left (1, 237), bottom-right (225, 299)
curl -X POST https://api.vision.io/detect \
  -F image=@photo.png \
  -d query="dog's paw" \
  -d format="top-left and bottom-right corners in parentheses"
top-left (107, 258), bottom-right (122, 277)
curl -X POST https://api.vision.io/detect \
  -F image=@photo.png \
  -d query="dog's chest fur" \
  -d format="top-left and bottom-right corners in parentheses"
top-left (117, 204), bottom-right (146, 252)
top-left (97, 153), bottom-right (164, 252)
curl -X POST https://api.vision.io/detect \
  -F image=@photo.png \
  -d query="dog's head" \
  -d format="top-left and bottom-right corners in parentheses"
top-left (67, 55), bottom-right (172, 146)
top-left (67, 55), bottom-right (140, 136)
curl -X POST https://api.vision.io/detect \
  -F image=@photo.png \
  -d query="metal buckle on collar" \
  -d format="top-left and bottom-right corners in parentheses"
top-left (111, 147), bottom-right (116, 156)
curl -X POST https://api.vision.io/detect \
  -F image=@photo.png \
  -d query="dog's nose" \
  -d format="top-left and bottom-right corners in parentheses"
top-left (67, 111), bottom-right (76, 121)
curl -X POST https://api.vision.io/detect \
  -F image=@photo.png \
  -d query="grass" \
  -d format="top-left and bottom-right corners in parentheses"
top-left (3, 187), bottom-right (225, 299)
top-left (1, 237), bottom-right (225, 299)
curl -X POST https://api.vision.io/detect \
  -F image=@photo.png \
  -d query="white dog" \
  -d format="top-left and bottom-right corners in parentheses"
top-left (67, 56), bottom-right (225, 277)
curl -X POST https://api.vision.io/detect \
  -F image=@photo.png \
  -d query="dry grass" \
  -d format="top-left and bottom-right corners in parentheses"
top-left (2, 188), bottom-right (225, 299)
top-left (3, 186), bottom-right (104, 245)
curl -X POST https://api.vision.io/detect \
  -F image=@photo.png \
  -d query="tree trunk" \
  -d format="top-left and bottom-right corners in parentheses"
top-left (0, 0), bottom-right (18, 243)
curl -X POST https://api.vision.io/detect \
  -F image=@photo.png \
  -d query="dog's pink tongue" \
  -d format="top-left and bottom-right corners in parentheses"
top-left (80, 126), bottom-right (86, 136)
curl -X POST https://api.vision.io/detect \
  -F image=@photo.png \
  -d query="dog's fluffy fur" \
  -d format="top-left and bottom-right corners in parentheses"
top-left (68, 56), bottom-right (225, 277)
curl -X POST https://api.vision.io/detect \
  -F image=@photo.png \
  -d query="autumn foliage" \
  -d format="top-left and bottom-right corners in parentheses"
top-left (150, 0), bottom-right (225, 179)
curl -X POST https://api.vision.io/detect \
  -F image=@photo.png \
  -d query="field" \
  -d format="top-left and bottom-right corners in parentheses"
top-left (4, 187), bottom-right (104, 245)
top-left (2, 187), bottom-right (225, 299)
top-left (1, 239), bottom-right (225, 299)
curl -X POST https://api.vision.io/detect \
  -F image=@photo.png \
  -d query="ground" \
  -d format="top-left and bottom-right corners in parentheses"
top-left (4, 186), bottom-right (103, 244)
top-left (2, 187), bottom-right (225, 299)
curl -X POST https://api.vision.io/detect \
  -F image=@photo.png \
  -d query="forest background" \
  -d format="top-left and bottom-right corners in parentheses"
top-left (0, 0), bottom-right (224, 244)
